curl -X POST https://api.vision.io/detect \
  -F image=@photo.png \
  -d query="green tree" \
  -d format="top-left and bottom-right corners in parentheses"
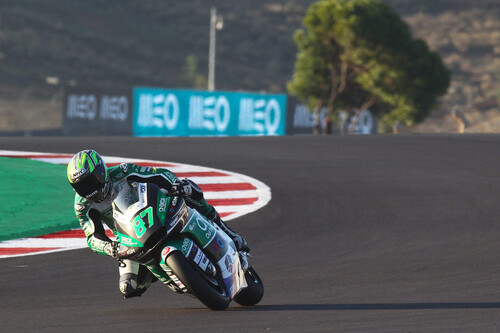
top-left (288, 0), bottom-right (450, 133)
top-left (180, 55), bottom-right (208, 90)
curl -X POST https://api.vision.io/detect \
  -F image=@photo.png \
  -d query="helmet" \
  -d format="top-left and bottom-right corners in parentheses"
top-left (67, 150), bottom-right (110, 203)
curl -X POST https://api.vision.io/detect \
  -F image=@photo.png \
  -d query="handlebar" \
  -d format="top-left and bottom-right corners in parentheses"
top-left (161, 185), bottom-right (182, 197)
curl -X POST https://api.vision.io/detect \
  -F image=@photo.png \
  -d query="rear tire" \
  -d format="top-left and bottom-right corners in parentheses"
top-left (233, 266), bottom-right (264, 306)
top-left (166, 251), bottom-right (230, 310)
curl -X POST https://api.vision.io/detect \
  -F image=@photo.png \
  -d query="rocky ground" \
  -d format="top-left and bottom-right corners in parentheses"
top-left (404, 5), bottom-right (500, 133)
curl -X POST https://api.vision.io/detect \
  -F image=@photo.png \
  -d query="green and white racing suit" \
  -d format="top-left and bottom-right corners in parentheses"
top-left (73, 162), bottom-right (229, 298)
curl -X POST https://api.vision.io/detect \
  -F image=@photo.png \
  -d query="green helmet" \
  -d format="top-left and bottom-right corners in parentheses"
top-left (67, 150), bottom-right (110, 203)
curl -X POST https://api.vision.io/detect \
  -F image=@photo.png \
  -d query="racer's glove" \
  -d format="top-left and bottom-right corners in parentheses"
top-left (104, 241), bottom-right (120, 258)
top-left (174, 178), bottom-right (203, 200)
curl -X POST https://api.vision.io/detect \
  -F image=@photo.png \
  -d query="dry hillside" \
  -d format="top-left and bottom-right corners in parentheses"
top-left (0, 0), bottom-right (498, 133)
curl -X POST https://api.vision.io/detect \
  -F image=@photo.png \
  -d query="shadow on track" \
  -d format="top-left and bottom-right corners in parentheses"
top-left (232, 302), bottom-right (500, 311)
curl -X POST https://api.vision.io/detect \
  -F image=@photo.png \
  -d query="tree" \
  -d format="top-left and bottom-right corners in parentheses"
top-left (180, 55), bottom-right (208, 90)
top-left (288, 0), bottom-right (450, 133)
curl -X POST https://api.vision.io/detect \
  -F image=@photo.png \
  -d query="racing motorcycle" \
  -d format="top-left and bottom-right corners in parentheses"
top-left (111, 180), bottom-right (264, 310)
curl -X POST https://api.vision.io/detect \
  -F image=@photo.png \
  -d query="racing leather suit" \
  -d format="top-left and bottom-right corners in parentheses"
top-left (73, 162), bottom-right (235, 298)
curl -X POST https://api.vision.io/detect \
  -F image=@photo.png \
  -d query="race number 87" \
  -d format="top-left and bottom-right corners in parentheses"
top-left (133, 207), bottom-right (153, 237)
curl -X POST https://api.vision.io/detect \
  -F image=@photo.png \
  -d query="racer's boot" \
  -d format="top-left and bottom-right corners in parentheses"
top-left (119, 260), bottom-right (158, 299)
top-left (208, 209), bottom-right (250, 253)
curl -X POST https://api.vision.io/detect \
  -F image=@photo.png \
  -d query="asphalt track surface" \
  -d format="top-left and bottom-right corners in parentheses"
top-left (1, 135), bottom-right (500, 332)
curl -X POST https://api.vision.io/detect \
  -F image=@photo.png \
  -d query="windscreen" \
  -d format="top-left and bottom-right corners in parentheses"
top-left (112, 181), bottom-right (147, 223)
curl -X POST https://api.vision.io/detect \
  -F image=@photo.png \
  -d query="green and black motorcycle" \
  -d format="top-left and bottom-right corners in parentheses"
top-left (111, 180), bottom-right (263, 310)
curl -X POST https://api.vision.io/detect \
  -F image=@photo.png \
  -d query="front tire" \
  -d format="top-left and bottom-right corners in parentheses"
top-left (233, 266), bottom-right (264, 306)
top-left (166, 251), bottom-right (231, 310)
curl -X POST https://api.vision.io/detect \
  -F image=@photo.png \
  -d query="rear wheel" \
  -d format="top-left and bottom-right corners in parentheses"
top-left (233, 266), bottom-right (264, 306)
top-left (166, 251), bottom-right (230, 310)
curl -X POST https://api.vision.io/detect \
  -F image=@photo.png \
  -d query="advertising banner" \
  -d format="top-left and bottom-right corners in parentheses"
top-left (286, 98), bottom-right (378, 135)
top-left (286, 97), bottom-right (326, 135)
top-left (133, 88), bottom-right (287, 137)
top-left (63, 87), bottom-right (132, 136)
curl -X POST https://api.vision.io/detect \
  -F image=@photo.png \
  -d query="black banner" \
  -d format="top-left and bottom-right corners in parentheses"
top-left (63, 87), bottom-right (132, 136)
top-left (286, 97), bottom-right (378, 135)
top-left (286, 97), bottom-right (326, 135)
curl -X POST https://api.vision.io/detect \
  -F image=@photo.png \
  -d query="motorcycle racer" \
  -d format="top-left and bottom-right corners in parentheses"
top-left (67, 149), bottom-right (249, 299)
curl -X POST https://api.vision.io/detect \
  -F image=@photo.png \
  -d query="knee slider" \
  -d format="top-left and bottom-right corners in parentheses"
top-left (120, 266), bottom-right (157, 299)
top-left (119, 273), bottom-right (139, 298)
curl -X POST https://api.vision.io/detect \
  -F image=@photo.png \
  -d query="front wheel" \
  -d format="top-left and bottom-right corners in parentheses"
top-left (166, 251), bottom-right (231, 310)
top-left (233, 266), bottom-right (264, 306)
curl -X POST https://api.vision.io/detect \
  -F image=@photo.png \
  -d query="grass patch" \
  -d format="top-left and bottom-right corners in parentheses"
top-left (0, 157), bottom-right (78, 241)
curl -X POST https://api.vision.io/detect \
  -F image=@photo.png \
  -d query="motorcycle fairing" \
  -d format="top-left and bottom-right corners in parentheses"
top-left (178, 209), bottom-right (247, 298)
top-left (112, 181), bottom-right (247, 298)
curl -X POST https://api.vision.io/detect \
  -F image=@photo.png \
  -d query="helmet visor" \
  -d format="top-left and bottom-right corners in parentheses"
top-left (72, 172), bottom-right (106, 198)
